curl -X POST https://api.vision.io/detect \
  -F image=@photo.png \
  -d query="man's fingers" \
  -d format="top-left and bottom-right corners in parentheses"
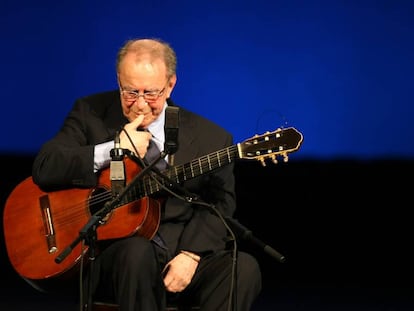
top-left (125, 114), bottom-right (145, 130)
top-left (131, 114), bottom-right (145, 128)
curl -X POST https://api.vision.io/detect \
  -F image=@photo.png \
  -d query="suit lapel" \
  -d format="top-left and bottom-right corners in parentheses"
top-left (173, 108), bottom-right (198, 165)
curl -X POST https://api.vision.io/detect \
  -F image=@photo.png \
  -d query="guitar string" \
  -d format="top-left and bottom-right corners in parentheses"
top-left (49, 146), bottom-right (242, 227)
top-left (49, 141), bottom-right (281, 228)
top-left (51, 127), bottom-right (297, 226)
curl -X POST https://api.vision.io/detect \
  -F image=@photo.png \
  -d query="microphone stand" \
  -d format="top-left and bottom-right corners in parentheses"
top-left (224, 217), bottom-right (286, 263)
top-left (54, 150), bottom-right (169, 311)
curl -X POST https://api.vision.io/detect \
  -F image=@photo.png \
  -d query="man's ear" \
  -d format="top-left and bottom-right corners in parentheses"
top-left (166, 74), bottom-right (177, 97)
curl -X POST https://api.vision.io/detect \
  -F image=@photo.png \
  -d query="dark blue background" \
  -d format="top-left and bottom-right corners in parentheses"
top-left (1, 2), bottom-right (414, 309)
top-left (1, 0), bottom-right (413, 159)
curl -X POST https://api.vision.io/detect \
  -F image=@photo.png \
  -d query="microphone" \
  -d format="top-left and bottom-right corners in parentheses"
top-left (110, 131), bottom-right (126, 197)
top-left (164, 106), bottom-right (179, 164)
top-left (224, 217), bottom-right (286, 263)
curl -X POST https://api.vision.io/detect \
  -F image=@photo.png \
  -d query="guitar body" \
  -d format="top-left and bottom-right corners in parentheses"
top-left (3, 158), bottom-right (160, 281)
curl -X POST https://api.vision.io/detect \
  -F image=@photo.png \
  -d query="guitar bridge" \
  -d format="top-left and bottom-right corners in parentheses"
top-left (39, 195), bottom-right (57, 253)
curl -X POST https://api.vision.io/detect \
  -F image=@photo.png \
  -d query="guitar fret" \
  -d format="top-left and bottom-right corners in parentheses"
top-left (198, 158), bottom-right (202, 175)
top-left (149, 178), bottom-right (155, 194)
top-left (190, 161), bottom-right (194, 177)
top-left (153, 177), bottom-right (159, 193)
top-left (181, 165), bottom-right (187, 181)
top-left (174, 166), bottom-right (179, 183)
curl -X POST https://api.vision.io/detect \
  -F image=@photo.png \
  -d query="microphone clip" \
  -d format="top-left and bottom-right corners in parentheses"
top-left (110, 146), bottom-right (126, 161)
top-left (110, 131), bottom-right (126, 197)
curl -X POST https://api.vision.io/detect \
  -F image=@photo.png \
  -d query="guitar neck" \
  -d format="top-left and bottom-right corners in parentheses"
top-left (118, 126), bottom-right (304, 206)
top-left (122, 144), bottom-right (240, 204)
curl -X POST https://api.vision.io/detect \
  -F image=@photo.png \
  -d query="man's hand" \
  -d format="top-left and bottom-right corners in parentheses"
top-left (119, 114), bottom-right (152, 158)
top-left (162, 251), bottom-right (200, 293)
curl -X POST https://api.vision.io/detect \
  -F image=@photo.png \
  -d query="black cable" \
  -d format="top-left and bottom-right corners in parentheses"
top-left (189, 200), bottom-right (238, 311)
top-left (121, 127), bottom-right (238, 310)
top-left (94, 128), bottom-right (239, 311)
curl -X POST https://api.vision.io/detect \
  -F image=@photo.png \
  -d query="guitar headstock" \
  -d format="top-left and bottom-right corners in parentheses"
top-left (238, 127), bottom-right (304, 166)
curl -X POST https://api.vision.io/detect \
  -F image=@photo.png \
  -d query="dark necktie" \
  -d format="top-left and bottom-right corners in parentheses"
top-left (145, 140), bottom-right (168, 248)
top-left (144, 140), bottom-right (168, 171)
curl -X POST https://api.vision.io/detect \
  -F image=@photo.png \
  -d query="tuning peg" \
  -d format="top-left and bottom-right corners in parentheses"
top-left (283, 154), bottom-right (289, 162)
top-left (270, 155), bottom-right (278, 164)
top-left (260, 158), bottom-right (267, 167)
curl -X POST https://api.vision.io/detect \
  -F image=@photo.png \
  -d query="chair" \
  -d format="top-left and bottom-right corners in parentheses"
top-left (90, 301), bottom-right (200, 311)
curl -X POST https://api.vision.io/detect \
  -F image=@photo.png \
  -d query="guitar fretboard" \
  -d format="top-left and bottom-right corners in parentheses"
top-left (121, 144), bottom-right (240, 204)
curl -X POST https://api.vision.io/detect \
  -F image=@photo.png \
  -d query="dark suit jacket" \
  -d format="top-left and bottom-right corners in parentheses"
top-left (32, 90), bottom-right (236, 256)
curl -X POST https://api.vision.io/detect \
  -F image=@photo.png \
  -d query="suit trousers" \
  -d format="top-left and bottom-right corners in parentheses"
top-left (90, 236), bottom-right (261, 311)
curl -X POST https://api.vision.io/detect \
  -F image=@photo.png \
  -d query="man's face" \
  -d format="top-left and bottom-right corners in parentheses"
top-left (117, 53), bottom-right (176, 128)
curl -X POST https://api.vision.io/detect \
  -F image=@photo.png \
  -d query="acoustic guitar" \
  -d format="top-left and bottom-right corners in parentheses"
top-left (3, 127), bottom-right (303, 284)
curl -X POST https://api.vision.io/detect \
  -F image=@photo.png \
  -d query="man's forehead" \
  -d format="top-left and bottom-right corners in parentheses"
top-left (121, 53), bottom-right (166, 72)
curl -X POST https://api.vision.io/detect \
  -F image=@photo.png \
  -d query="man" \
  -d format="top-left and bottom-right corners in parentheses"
top-left (32, 37), bottom-right (262, 311)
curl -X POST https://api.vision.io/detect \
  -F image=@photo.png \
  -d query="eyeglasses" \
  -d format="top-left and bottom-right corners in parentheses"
top-left (119, 82), bottom-right (168, 102)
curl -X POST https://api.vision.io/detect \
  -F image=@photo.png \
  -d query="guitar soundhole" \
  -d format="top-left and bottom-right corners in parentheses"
top-left (89, 187), bottom-right (112, 222)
